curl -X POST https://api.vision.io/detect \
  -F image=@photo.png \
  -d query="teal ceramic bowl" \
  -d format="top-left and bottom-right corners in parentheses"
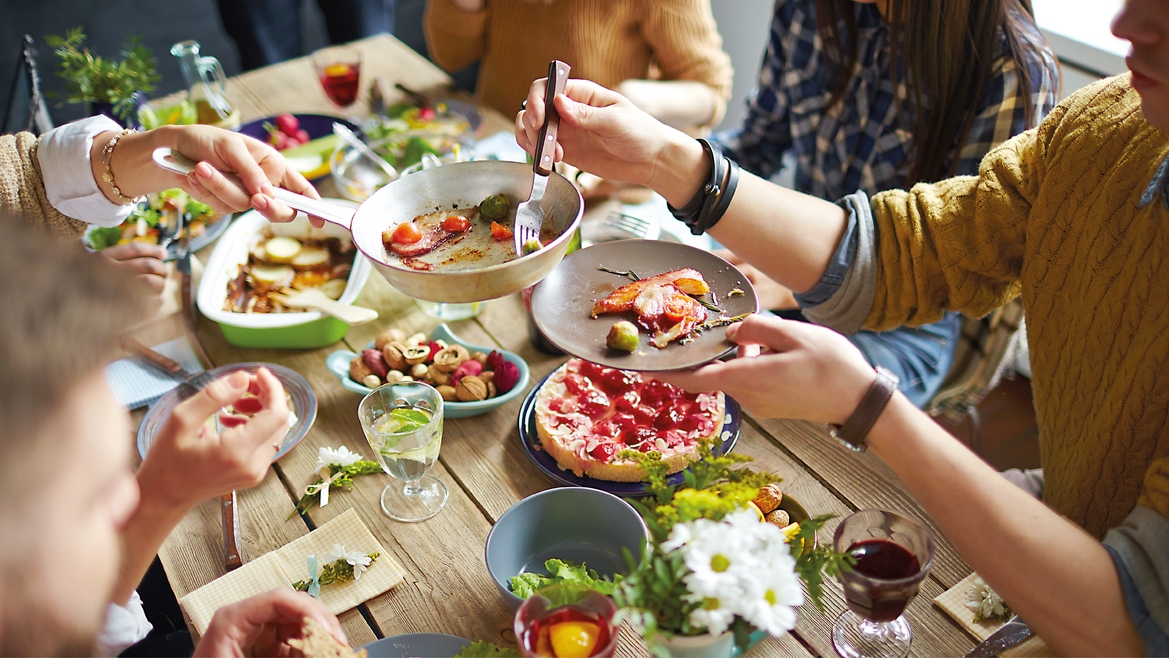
top-left (485, 487), bottom-right (649, 610)
top-left (325, 323), bottom-right (529, 419)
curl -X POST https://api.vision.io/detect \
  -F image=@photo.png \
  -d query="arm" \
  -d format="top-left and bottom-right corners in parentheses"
top-left (657, 315), bottom-right (1146, 656)
top-left (111, 369), bottom-right (290, 605)
top-left (632, 0), bottom-right (732, 131)
top-left (1, 131), bottom-right (88, 237)
top-left (423, 0), bottom-right (489, 73)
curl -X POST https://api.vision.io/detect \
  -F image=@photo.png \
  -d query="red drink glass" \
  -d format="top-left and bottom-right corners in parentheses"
top-left (514, 584), bottom-right (618, 658)
top-left (312, 47), bottom-right (362, 108)
top-left (832, 510), bottom-right (935, 658)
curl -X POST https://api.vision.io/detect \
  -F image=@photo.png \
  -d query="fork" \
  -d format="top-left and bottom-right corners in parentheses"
top-left (603, 212), bottom-right (660, 241)
top-left (514, 60), bottom-right (570, 256)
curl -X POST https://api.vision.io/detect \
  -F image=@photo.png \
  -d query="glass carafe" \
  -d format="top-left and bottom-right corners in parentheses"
top-left (170, 41), bottom-right (235, 125)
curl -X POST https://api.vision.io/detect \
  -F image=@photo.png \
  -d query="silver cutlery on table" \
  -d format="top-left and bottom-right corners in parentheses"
top-left (123, 338), bottom-right (214, 400)
top-left (514, 60), bottom-right (570, 257)
top-left (963, 616), bottom-right (1034, 657)
top-left (602, 212), bottom-right (660, 240)
top-left (333, 121), bottom-right (398, 182)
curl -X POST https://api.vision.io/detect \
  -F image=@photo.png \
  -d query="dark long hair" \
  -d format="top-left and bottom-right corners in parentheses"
top-left (815, 0), bottom-right (1054, 184)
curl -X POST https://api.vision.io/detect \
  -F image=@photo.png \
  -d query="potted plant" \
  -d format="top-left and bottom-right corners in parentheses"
top-left (613, 442), bottom-right (854, 657)
top-left (44, 27), bottom-right (160, 127)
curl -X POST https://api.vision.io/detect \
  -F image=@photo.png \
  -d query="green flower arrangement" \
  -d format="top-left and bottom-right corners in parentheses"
top-left (44, 27), bottom-right (160, 123)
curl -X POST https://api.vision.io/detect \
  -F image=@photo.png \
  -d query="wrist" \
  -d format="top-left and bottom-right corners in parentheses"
top-left (109, 128), bottom-right (166, 200)
top-left (651, 132), bottom-right (707, 208)
top-left (135, 460), bottom-right (199, 515)
top-left (828, 366), bottom-right (896, 451)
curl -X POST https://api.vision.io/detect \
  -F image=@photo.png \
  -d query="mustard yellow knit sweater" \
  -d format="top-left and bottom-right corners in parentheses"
top-left (867, 76), bottom-right (1169, 538)
top-left (423, 0), bottom-right (732, 125)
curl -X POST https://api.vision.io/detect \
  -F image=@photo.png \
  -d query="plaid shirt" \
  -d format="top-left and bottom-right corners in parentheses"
top-left (714, 0), bottom-right (1060, 200)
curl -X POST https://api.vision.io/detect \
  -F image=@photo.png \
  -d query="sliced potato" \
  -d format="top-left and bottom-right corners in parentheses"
top-left (264, 236), bottom-right (302, 263)
top-left (318, 278), bottom-right (347, 300)
top-left (291, 246), bottom-right (330, 268)
top-left (249, 264), bottom-right (294, 288)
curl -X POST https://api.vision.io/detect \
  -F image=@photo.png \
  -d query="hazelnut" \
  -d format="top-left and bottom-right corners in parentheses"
top-left (471, 351), bottom-right (488, 366)
top-left (456, 375), bottom-right (488, 401)
top-left (402, 344), bottom-right (430, 365)
top-left (486, 381), bottom-right (497, 398)
top-left (478, 370), bottom-right (495, 386)
top-left (411, 363), bottom-right (429, 378)
top-left (385, 370), bottom-right (405, 383)
top-left (436, 385), bottom-right (458, 401)
top-left (427, 365), bottom-right (451, 386)
top-left (350, 357), bottom-right (374, 383)
top-left (374, 328), bottom-right (407, 350)
top-left (382, 344), bottom-right (408, 371)
top-left (433, 344), bottom-right (471, 372)
top-left (362, 374), bottom-right (381, 388)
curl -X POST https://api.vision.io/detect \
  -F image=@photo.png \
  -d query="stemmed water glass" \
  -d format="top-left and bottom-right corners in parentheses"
top-left (832, 509), bottom-right (935, 658)
top-left (359, 381), bottom-right (448, 522)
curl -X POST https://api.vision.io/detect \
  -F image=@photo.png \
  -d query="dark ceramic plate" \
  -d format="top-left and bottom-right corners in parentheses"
top-left (529, 240), bottom-right (758, 371)
top-left (136, 362), bottom-right (317, 462)
top-left (516, 369), bottom-right (741, 497)
top-left (237, 113), bottom-right (359, 144)
top-left (361, 633), bottom-right (471, 658)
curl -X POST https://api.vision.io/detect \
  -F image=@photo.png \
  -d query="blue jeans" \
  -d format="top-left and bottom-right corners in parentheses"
top-left (847, 313), bottom-right (963, 408)
top-left (217, 0), bottom-right (395, 70)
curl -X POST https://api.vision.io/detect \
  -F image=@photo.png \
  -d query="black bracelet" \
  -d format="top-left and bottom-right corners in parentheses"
top-left (668, 138), bottom-right (722, 231)
top-left (699, 156), bottom-right (739, 234)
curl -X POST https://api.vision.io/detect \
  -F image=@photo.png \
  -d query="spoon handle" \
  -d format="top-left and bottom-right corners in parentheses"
top-left (151, 147), bottom-right (357, 229)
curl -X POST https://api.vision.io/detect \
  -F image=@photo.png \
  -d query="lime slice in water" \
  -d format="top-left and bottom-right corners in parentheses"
top-left (377, 408), bottom-right (431, 435)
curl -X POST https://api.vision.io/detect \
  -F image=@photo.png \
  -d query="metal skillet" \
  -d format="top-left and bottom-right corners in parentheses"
top-left (153, 149), bottom-right (584, 303)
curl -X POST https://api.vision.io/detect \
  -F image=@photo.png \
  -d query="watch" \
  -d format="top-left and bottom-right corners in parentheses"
top-left (829, 366), bottom-right (899, 452)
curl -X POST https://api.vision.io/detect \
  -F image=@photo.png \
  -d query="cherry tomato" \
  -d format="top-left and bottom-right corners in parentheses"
top-left (490, 221), bottom-right (513, 241)
top-left (441, 215), bottom-right (471, 232)
top-left (392, 222), bottom-right (423, 244)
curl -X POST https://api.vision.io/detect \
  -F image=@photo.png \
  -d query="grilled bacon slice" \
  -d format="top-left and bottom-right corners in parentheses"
top-left (591, 269), bottom-right (710, 317)
top-left (593, 269), bottom-right (711, 348)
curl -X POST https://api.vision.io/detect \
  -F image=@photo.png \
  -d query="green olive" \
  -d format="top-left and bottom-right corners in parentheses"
top-left (606, 320), bottom-right (640, 352)
top-left (479, 193), bottom-right (511, 222)
top-left (522, 237), bottom-right (542, 255)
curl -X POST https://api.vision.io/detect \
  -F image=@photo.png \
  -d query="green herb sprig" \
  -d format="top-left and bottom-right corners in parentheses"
top-left (598, 265), bottom-right (641, 280)
top-left (44, 28), bottom-right (160, 123)
top-left (289, 460), bottom-right (383, 518)
top-left (291, 553), bottom-right (380, 592)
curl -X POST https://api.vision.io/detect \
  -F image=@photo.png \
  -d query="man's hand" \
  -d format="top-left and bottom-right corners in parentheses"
top-left (136, 367), bottom-right (290, 510)
top-left (655, 314), bottom-right (875, 425)
top-left (100, 243), bottom-right (167, 296)
top-left (194, 589), bottom-right (347, 657)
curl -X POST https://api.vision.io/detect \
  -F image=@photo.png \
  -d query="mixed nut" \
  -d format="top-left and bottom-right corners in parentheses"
top-left (348, 328), bottom-right (521, 402)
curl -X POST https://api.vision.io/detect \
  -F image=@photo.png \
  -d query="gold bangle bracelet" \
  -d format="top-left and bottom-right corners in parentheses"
top-left (100, 129), bottom-right (145, 206)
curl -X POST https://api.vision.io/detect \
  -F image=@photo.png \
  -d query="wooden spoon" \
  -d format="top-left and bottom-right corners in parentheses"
top-left (273, 288), bottom-right (378, 325)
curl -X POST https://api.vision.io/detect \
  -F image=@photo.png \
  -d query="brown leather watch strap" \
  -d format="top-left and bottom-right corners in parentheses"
top-left (829, 367), bottom-right (899, 452)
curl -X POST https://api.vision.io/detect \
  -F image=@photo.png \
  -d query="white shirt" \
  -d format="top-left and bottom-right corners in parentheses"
top-left (36, 116), bottom-right (136, 228)
top-left (96, 591), bottom-right (153, 656)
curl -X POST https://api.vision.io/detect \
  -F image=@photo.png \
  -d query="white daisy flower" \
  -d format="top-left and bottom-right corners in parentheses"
top-left (687, 592), bottom-right (739, 636)
top-left (965, 576), bottom-right (1011, 622)
top-left (325, 543), bottom-right (374, 580)
top-left (314, 445), bottom-right (363, 472)
top-left (737, 557), bottom-right (803, 636)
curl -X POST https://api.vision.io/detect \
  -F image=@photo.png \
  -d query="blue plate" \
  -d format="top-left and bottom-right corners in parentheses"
top-left (517, 369), bottom-right (741, 496)
top-left (361, 633), bottom-right (471, 658)
top-left (136, 362), bottom-right (317, 462)
top-left (325, 324), bottom-right (530, 419)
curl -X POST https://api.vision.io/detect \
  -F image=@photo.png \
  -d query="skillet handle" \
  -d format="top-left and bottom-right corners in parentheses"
top-left (151, 147), bottom-right (356, 230)
top-left (533, 60), bottom-right (570, 177)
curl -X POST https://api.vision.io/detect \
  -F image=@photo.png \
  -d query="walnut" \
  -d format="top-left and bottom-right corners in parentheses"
top-left (427, 365), bottom-right (451, 386)
top-left (455, 375), bottom-right (488, 401)
top-left (382, 344), bottom-right (408, 371)
top-left (374, 328), bottom-right (407, 351)
top-left (436, 385), bottom-right (458, 402)
top-left (433, 344), bottom-right (471, 372)
top-left (350, 357), bottom-right (374, 383)
top-left (402, 344), bottom-right (430, 365)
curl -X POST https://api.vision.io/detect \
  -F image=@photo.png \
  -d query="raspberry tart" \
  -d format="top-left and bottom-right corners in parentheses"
top-left (534, 359), bottom-right (726, 482)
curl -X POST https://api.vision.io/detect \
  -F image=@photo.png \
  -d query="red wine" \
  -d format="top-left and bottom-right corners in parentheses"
top-left (521, 606), bottom-right (614, 657)
top-left (319, 64), bottom-right (360, 107)
top-left (842, 539), bottom-right (923, 621)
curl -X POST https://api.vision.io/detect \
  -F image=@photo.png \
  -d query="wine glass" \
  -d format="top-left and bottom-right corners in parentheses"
top-left (832, 509), bottom-right (935, 658)
top-left (359, 381), bottom-right (448, 522)
top-left (514, 584), bottom-right (618, 658)
top-left (312, 46), bottom-right (362, 109)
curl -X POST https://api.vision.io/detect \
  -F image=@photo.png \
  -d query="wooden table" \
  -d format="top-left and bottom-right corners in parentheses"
top-left (150, 34), bottom-right (979, 657)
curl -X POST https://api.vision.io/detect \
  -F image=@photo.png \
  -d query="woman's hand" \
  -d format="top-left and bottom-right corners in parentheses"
top-left (655, 314), bottom-right (875, 425)
top-left (100, 243), bottom-right (167, 297)
top-left (135, 367), bottom-right (290, 509)
top-left (194, 589), bottom-right (346, 657)
top-left (515, 78), bottom-right (708, 207)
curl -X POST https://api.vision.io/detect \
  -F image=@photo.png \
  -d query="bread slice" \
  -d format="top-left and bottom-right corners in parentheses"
top-left (286, 617), bottom-right (366, 658)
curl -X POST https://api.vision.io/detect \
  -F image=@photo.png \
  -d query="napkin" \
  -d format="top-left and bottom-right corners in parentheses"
top-left (933, 572), bottom-right (1053, 657)
top-left (104, 337), bottom-right (205, 409)
top-left (180, 509), bottom-right (406, 635)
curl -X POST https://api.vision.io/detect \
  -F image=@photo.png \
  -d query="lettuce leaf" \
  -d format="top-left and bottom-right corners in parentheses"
top-left (87, 226), bottom-right (124, 250)
top-left (507, 559), bottom-right (620, 600)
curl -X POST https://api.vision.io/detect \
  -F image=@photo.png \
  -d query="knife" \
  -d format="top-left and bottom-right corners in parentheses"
top-left (221, 491), bottom-right (243, 571)
top-left (963, 616), bottom-right (1034, 657)
top-left (123, 339), bottom-right (215, 401)
top-left (175, 231), bottom-right (196, 329)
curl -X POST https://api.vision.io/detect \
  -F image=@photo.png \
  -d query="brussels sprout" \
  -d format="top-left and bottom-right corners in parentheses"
top-left (479, 193), bottom-right (511, 222)
top-left (606, 321), bottom-right (640, 353)
top-left (522, 237), bottom-right (542, 255)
